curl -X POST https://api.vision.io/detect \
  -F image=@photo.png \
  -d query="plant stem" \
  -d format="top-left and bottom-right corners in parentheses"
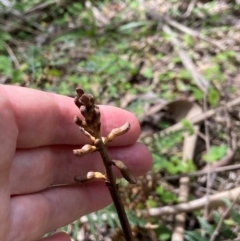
top-left (95, 135), bottom-right (134, 241)
top-left (73, 88), bottom-right (134, 240)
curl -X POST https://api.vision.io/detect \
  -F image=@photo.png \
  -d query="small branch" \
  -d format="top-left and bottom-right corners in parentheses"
top-left (24, 0), bottom-right (58, 15)
top-left (209, 112), bottom-right (238, 241)
top-left (210, 191), bottom-right (240, 241)
top-left (161, 23), bottom-right (208, 92)
top-left (95, 138), bottom-right (134, 241)
top-left (145, 9), bottom-right (225, 50)
top-left (171, 177), bottom-right (189, 241)
top-left (140, 187), bottom-right (240, 217)
top-left (171, 123), bottom-right (199, 241)
top-left (150, 97), bottom-right (240, 139)
top-left (203, 92), bottom-right (211, 222)
top-left (85, 1), bottom-right (110, 27)
top-left (3, 43), bottom-right (20, 69)
top-left (2, 8), bottom-right (44, 32)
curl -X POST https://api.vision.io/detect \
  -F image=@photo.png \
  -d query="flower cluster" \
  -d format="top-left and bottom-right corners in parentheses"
top-left (73, 87), bottom-right (136, 184)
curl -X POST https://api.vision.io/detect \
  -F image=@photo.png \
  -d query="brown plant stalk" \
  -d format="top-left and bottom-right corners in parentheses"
top-left (73, 87), bottom-right (136, 241)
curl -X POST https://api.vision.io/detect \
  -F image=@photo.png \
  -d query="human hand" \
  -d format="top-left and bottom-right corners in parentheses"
top-left (0, 85), bottom-right (152, 241)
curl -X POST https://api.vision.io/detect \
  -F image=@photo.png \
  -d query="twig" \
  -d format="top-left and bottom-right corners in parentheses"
top-left (85, 1), bottom-right (110, 27)
top-left (140, 187), bottom-right (240, 217)
top-left (209, 112), bottom-right (238, 241)
top-left (150, 97), bottom-right (240, 138)
top-left (4, 9), bottom-right (44, 32)
top-left (3, 43), bottom-right (20, 69)
top-left (73, 88), bottom-right (134, 241)
top-left (171, 124), bottom-right (199, 241)
top-left (145, 9), bottom-right (225, 50)
top-left (171, 177), bottom-right (189, 241)
top-left (210, 191), bottom-right (240, 241)
top-left (203, 92), bottom-right (211, 227)
top-left (0, 19), bottom-right (40, 35)
top-left (182, 0), bottom-right (197, 18)
top-left (163, 16), bottom-right (225, 50)
top-left (24, 0), bottom-right (58, 15)
top-left (161, 23), bottom-right (208, 92)
top-left (80, 188), bottom-right (240, 224)
top-left (96, 139), bottom-right (133, 240)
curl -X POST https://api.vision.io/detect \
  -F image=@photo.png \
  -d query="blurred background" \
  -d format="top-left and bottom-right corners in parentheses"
top-left (1, 0), bottom-right (240, 240)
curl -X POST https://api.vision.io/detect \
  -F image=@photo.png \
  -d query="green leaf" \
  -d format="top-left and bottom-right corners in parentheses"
top-left (197, 217), bottom-right (214, 235)
top-left (146, 199), bottom-right (157, 208)
top-left (11, 69), bottom-right (23, 83)
top-left (0, 31), bottom-right (11, 50)
top-left (152, 153), bottom-right (163, 172)
top-left (190, 86), bottom-right (203, 101)
top-left (185, 231), bottom-right (208, 241)
top-left (183, 34), bottom-right (194, 47)
top-left (224, 219), bottom-right (235, 226)
top-left (202, 145), bottom-right (227, 163)
top-left (155, 225), bottom-right (171, 241)
top-left (183, 159), bottom-right (196, 172)
top-left (48, 68), bottom-right (60, 77)
top-left (208, 87), bottom-right (220, 107)
top-left (178, 69), bottom-right (191, 79)
top-left (0, 31), bottom-right (11, 42)
top-left (127, 210), bottom-right (145, 227)
top-left (212, 210), bottom-right (221, 224)
top-left (143, 67), bottom-right (153, 78)
top-left (156, 186), bottom-right (178, 204)
top-left (0, 55), bottom-right (12, 76)
top-left (181, 119), bottom-right (194, 135)
top-left (118, 21), bottom-right (149, 31)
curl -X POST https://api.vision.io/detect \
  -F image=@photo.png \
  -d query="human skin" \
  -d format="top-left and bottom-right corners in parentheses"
top-left (0, 85), bottom-right (152, 241)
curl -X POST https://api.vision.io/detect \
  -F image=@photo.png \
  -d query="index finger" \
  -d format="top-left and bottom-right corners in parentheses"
top-left (1, 85), bottom-right (140, 148)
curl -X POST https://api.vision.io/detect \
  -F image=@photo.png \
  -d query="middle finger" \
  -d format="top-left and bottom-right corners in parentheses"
top-left (10, 143), bottom-right (151, 195)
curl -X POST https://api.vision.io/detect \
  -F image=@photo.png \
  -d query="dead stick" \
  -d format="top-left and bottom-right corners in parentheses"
top-left (140, 187), bottom-right (240, 217)
top-left (171, 126), bottom-right (199, 241)
top-left (151, 97), bottom-right (240, 139)
top-left (146, 10), bottom-right (225, 50)
top-left (210, 191), bottom-right (240, 241)
top-left (95, 137), bottom-right (133, 241)
top-left (203, 91), bottom-right (211, 224)
top-left (162, 24), bottom-right (208, 92)
top-left (146, 9), bottom-right (226, 50)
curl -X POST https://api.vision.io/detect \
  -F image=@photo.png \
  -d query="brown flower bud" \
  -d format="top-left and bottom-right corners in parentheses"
top-left (73, 144), bottom-right (97, 157)
top-left (74, 171), bottom-right (106, 183)
top-left (76, 88), bottom-right (84, 97)
top-left (74, 115), bottom-right (87, 127)
top-left (93, 107), bottom-right (100, 126)
top-left (79, 127), bottom-right (95, 142)
top-left (81, 94), bottom-right (94, 107)
top-left (74, 96), bottom-right (81, 108)
top-left (111, 160), bottom-right (137, 184)
top-left (106, 122), bottom-right (130, 143)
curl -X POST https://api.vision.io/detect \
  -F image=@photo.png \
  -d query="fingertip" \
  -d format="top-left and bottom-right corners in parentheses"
top-left (129, 143), bottom-right (152, 176)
